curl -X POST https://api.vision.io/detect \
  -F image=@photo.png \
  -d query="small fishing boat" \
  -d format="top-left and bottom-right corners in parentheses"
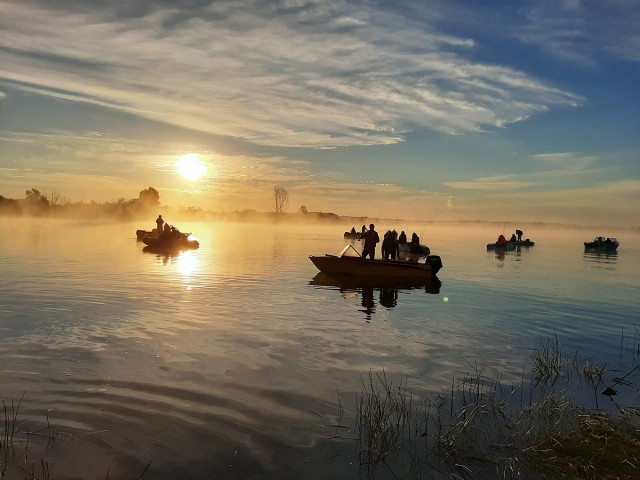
top-left (398, 243), bottom-right (430, 255)
top-left (510, 239), bottom-right (535, 247)
top-left (137, 228), bottom-right (192, 241)
top-left (309, 245), bottom-right (442, 278)
top-left (142, 233), bottom-right (199, 252)
top-left (584, 237), bottom-right (619, 252)
top-left (344, 231), bottom-right (362, 240)
top-left (486, 241), bottom-right (516, 251)
top-left (487, 239), bottom-right (535, 250)
top-left (136, 229), bottom-right (161, 240)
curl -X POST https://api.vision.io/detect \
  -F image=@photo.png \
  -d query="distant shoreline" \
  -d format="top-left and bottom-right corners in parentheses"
top-left (2, 189), bottom-right (638, 232)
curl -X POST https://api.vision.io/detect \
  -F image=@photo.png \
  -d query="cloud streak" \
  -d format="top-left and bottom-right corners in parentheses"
top-left (2, 0), bottom-right (583, 147)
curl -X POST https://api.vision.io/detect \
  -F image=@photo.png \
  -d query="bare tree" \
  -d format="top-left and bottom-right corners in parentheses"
top-left (298, 205), bottom-right (308, 215)
top-left (274, 185), bottom-right (289, 213)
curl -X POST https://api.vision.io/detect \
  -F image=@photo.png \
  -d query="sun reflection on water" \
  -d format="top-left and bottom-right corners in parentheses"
top-left (176, 250), bottom-right (199, 281)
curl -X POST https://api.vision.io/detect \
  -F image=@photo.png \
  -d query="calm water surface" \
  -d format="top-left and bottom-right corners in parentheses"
top-left (1, 218), bottom-right (638, 478)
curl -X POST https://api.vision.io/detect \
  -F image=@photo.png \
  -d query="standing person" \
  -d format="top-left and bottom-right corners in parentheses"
top-left (390, 230), bottom-right (399, 260)
top-left (155, 215), bottom-right (164, 233)
top-left (360, 223), bottom-right (380, 259)
top-left (516, 229), bottom-right (523, 241)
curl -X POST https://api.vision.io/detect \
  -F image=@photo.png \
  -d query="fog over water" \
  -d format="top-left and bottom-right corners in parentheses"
top-left (1, 217), bottom-right (638, 478)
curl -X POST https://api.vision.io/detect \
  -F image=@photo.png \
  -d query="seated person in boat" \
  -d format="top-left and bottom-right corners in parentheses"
top-left (497, 234), bottom-right (508, 245)
top-left (410, 232), bottom-right (420, 246)
top-left (510, 233), bottom-right (517, 242)
top-left (398, 231), bottom-right (407, 244)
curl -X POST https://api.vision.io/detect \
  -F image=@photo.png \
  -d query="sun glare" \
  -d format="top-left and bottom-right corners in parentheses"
top-left (176, 154), bottom-right (207, 181)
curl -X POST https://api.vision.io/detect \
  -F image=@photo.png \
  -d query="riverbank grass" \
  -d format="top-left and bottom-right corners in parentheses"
top-left (344, 336), bottom-right (640, 478)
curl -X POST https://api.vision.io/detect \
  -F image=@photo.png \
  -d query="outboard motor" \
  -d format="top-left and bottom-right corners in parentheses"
top-left (425, 255), bottom-right (443, 276)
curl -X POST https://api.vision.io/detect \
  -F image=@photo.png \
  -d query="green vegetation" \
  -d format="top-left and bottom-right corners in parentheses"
top-left (336, 335), bottom-right (640, 479)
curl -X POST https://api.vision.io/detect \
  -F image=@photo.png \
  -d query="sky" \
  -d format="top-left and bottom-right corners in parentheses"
top-left (1, 0), bottom-right (639, 226)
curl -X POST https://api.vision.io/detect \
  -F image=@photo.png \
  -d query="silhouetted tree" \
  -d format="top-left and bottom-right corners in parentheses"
top-left (24, 188), bottom-right (50, 207)
top-left (138, 187), bottom-right (160, 208)
top-left (274, 185), bottom-right (289, 213)
top-left (298, 205), bottom-right (308, 215)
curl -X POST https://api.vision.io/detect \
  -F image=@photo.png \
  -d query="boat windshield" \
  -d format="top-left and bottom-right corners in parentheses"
top-left (338, 244), bottom-right (362, 258)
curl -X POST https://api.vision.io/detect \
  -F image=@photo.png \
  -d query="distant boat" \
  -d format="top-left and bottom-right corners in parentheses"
top-left (344, 231), bottom-right (362, 240)
top-left (486, 242), bottom-right (516, 251)
top-left (584, 237), bottom-right (619, 252)
top-left (486, 234), bottom-right (534, 250)
top-left (309, 245), bottom-right (442, 278)
top-left (510, 239), bottom-right (535, 247)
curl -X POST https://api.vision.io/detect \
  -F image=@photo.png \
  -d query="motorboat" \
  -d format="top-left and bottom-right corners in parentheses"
top-left (584, 237), bottom-right (619, 251)
top-left (136, 228), bottom-right (161, 240)
top-left (486, 233), bottom-right (530, 250)
top-left (510, 239), bottom-right (535, 247)
top-left (344, 231), bottom-right (362, 240)
top-left (309, 245), bottom-right (442, 278)
top-left (137, 228), bottom-right (192, 242)
top-left (142, 233), bottom-right (199, 252)
top-left (486, 242), bottom-right (516, 251)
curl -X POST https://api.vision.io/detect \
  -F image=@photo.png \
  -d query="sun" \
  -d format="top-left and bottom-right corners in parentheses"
top-left (176, 154), bottom-right (207, 180)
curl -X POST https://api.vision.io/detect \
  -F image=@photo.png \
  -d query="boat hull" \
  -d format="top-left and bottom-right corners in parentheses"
top-left (343, 232), bottom-right (362, 240)
top-left (486, 243), bottom-right (516, 251)
top-left (142, 236), bottom-right (199, 251)
top-left (136, 229), bottom-right (161, 240)
top-left (309, 254), bottom-right (441, 278)
top-left (584, 237), bottom-right (619, 251)
top-left (510, 240), bottom-right (535, 247)
top-left (584, 243), bottom-right (618, 251)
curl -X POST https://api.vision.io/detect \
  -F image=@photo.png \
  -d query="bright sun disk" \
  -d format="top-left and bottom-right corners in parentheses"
top-left (176, 154), bottom-right (207, 180)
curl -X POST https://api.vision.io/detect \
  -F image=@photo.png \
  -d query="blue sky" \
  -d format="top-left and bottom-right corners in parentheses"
top-left (1, 0), bottom-right (639, 225)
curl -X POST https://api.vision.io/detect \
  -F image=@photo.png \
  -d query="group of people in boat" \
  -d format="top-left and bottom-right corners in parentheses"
top-left (497, 229), bottom-right (524, 245)
top-left (350, 224), bottom-right (422, 260)
top-left (155, 215), bottom-right (186, 240)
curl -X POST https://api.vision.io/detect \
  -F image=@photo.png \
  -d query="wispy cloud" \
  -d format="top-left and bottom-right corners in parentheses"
top-left (443, 176), bottom-right (539, 191)
top-left (1, 0), bottom-right (583, 148)
top-left (514, 0), bottom-right (640, 65)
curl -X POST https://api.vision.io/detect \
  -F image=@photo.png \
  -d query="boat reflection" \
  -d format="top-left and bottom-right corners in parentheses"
top-left (490, 245), bottom-right (533, 261)
top-left (142, 245), bottom-right (193, 264)
top-left (308, 272), bottom-right (441, 318)
top-left (583, 250), bottom-right (618, 264)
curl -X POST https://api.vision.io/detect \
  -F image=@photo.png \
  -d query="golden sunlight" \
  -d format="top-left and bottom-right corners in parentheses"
top-left (176, 154), bottom-right (207, 181)
top-left (177, 250), bottom-right (199, 277)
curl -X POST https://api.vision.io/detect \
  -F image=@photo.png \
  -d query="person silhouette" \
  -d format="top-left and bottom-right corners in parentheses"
top-left (360, 224), bottom-right (380, 259)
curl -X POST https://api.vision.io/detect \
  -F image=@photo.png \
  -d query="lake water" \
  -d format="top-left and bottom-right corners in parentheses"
top-left (1, 218), bottom-right (638, 479)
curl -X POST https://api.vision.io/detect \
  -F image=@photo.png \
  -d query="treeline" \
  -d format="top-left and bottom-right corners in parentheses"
top-left (0, 187), bottom-right (166, 221)
top-left (0, 187), bottom-right (349, 224)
